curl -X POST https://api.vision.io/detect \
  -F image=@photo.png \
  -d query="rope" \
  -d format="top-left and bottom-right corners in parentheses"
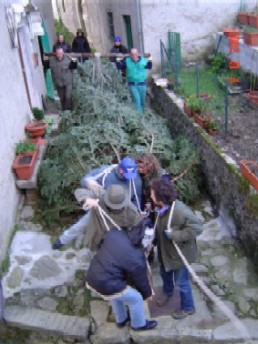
top-left (165, 204), bottom-right (250, 340)
top-left (131, 178), bottom-right (144, 214)
top-left (96, 204), bottom-right (121, 231)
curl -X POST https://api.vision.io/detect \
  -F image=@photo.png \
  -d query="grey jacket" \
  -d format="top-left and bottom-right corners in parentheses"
top-left (84, 198), bottom-right (141, 251)
top-left (156, 200), bottom-right (203, 271)
top-left (49, 56), bottom-right (76, 87)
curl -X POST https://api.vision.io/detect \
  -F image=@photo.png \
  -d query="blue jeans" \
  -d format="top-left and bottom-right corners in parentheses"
top-left (59, 212), bottom-right (90, 244)
top-left (160, 264), bottom-right (195, 311)
top-left (128, 84), bottom-right (146, 112)
top-left (110, 286), bottom-right (146, 328)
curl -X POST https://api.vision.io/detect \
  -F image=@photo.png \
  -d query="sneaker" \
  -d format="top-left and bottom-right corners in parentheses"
top-left (116, 314), bottom-right (130, 328)
top-left (172, 309), bottom-right (196, 320)
top-left (132, 319), bottom-right (158, 331)
top-left (156, 294), bottom-right (171, 307)
top-left (52, 239), bottom-right (63, 250)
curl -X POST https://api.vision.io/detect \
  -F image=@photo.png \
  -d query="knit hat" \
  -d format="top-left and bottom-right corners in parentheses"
top-left (114, 36), bottom-right (121, 43)
top-left (104, 185), bottom-right (129, 209)
top-left (119, 157), bottom-right (137, 180)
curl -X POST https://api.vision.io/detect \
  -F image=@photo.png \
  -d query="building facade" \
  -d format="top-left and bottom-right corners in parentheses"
top-left (54, 0), bottom-right (257, 72)
top-left (0, 0), bottom-right (55, 264)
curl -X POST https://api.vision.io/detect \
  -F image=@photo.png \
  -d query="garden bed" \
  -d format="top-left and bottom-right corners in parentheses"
top-left (177, 66), bottom-right (258, 165)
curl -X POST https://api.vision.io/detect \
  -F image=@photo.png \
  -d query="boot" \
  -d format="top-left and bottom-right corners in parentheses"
top-left (155, 294), bottom-right (171, 307)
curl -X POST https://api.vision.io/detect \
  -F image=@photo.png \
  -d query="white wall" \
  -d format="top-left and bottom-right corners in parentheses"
top-left (0, 0), bottom-right (53, 265)
top-left (141, 0), bottom-right (257, 72)
top-left (0, 3), bottom-right (31, 263)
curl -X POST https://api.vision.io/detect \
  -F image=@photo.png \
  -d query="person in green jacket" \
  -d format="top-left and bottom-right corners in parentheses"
top-left (117, 48), bottom-right (152, 112)
top-left (150, 177), bottom-right (203, 319)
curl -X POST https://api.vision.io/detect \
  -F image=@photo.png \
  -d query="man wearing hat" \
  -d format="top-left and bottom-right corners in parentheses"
top-left (110, 36), bottom-right (128, 63)
top-left (53, 184), bottom-right (141, 251)
top-left (52, 157), bottom-right (142, 249)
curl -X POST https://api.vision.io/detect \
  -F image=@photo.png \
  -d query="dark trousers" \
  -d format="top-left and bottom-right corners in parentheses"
top-left (160, 264), bottom-right (195, 311)
top-left (56, 84), bottom-right (72, 111)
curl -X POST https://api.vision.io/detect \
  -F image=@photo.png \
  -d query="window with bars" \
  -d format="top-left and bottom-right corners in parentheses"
top-left (107, 12), bottom-right (115, 40)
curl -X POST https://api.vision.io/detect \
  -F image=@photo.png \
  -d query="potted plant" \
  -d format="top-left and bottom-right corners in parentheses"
top-left (186, 96), bottom-right (207, 127)
top-left (25, 107), bottom-right (47, 138)
top-left (32, 107), bottom-right (44, 120)
top-left (240, 160), bottom-right (258, 191)
top-left (204, 118), bottom-right (218, 135)
top-left (243, 26), bottom-right (258, 46)
top-left (12, 141), bottom-right (38, 180)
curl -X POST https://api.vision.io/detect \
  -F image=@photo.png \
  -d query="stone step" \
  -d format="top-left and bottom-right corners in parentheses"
top-left (4, 305), bottom-right (90, 341)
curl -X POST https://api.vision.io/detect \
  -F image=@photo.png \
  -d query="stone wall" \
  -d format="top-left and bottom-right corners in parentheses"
top-left (151, 81), bottom-right (258, 267)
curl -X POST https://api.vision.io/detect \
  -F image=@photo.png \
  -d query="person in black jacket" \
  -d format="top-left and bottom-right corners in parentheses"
top-left (86, 227), bottom-right (158, 331)
top-left (53, 34), bottom-right (71, 53)
top-left (110, 36), bottom-right (128, 63)
top-left (72, 29), bottom-right (91, 62)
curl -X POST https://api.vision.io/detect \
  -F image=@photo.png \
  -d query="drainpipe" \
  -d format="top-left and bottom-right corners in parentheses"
top-left (136, 0), bottom-right (144, 54)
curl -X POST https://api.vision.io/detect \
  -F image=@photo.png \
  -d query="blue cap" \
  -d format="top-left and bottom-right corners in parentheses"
top-left (114, 35), bottom-right (121, 43)
top-left (119, 157), bottom-right (137, 180)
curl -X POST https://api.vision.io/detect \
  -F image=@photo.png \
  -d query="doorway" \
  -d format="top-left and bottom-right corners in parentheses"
top-left (123, 15), bottom-right (133, 50)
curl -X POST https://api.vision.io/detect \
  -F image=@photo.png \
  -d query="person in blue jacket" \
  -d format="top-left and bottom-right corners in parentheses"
top-left (52, 157), bottom-right (142, 249)
top-left (86, 226), bottom-right (158, 331)
top-left (116, 48), bottom-right (152, 112)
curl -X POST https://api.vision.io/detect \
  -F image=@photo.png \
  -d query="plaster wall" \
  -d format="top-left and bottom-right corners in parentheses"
top-left (0, 4), bottom-right (31, 263)
top-left (103, 0), bottom-right (141, 53)
top-left (141, 0), bottom-right (257, 72)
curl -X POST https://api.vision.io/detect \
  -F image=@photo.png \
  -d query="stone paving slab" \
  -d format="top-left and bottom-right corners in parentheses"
top-left (4, 305), bottom-right (90, 341)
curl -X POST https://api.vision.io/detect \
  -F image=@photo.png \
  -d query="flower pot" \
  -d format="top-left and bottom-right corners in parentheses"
top-left (223, 27), bottom-right (240, 38)
top-left (240, 160), bottom-right (258, 191)
top-left (25, 120), bottom-right (47, 138)
top-left (243, 32), bottom-right (258, 46)
top-left (248, 90), bottom-right (258, 107)
top-left (183, 103), bottom-right (192, 117)
top-left (207, 129), bottom-right (217, 136)
top-left (199, 93), bottom-right (212, 101)
top-left (193, 113), bottom-right (206, 128)
top-left (12, 149), bottom-right (38, 180)
top-left (248, 13), bottom-right (258, 28)
top-left (237, 12), bottom-right (250, 25)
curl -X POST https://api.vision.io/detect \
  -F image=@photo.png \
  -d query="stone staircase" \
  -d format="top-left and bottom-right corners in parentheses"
top-left (2, 200), bottom-right (258, 343)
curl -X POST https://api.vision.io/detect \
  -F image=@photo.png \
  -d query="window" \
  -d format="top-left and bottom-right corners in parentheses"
top-left (107, 12), bottom-right (115, 40)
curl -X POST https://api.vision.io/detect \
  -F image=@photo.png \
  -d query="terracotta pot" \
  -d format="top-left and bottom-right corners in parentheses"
top-left (183, 103), bottom-right (192, 117)
top-left (207, 129), bottom-right (217, 136)
top-left (240, 160), bottom-right (258, 191)
top-left (193, 113), bottom-right (206, 128)
top-left (199, 93), bottom-right (212, 101)
top-left (12, 149), bottom-right (38, 180)
top-left (237, 12), bottom-right (250, 25)
top-left (223, 27), bottom-right (240, 38)
top-left (25, 120), bottom-right (47, 138)
top-left (243, 32), bottom-right (258, 46)
top-left (248, 13), bottom-right (258, 28)
top-left (248, 90), bottom-right (258, 107)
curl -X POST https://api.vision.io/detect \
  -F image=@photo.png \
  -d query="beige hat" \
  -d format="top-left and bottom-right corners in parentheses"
top-left (104, 184), bottom-right (129, 209)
